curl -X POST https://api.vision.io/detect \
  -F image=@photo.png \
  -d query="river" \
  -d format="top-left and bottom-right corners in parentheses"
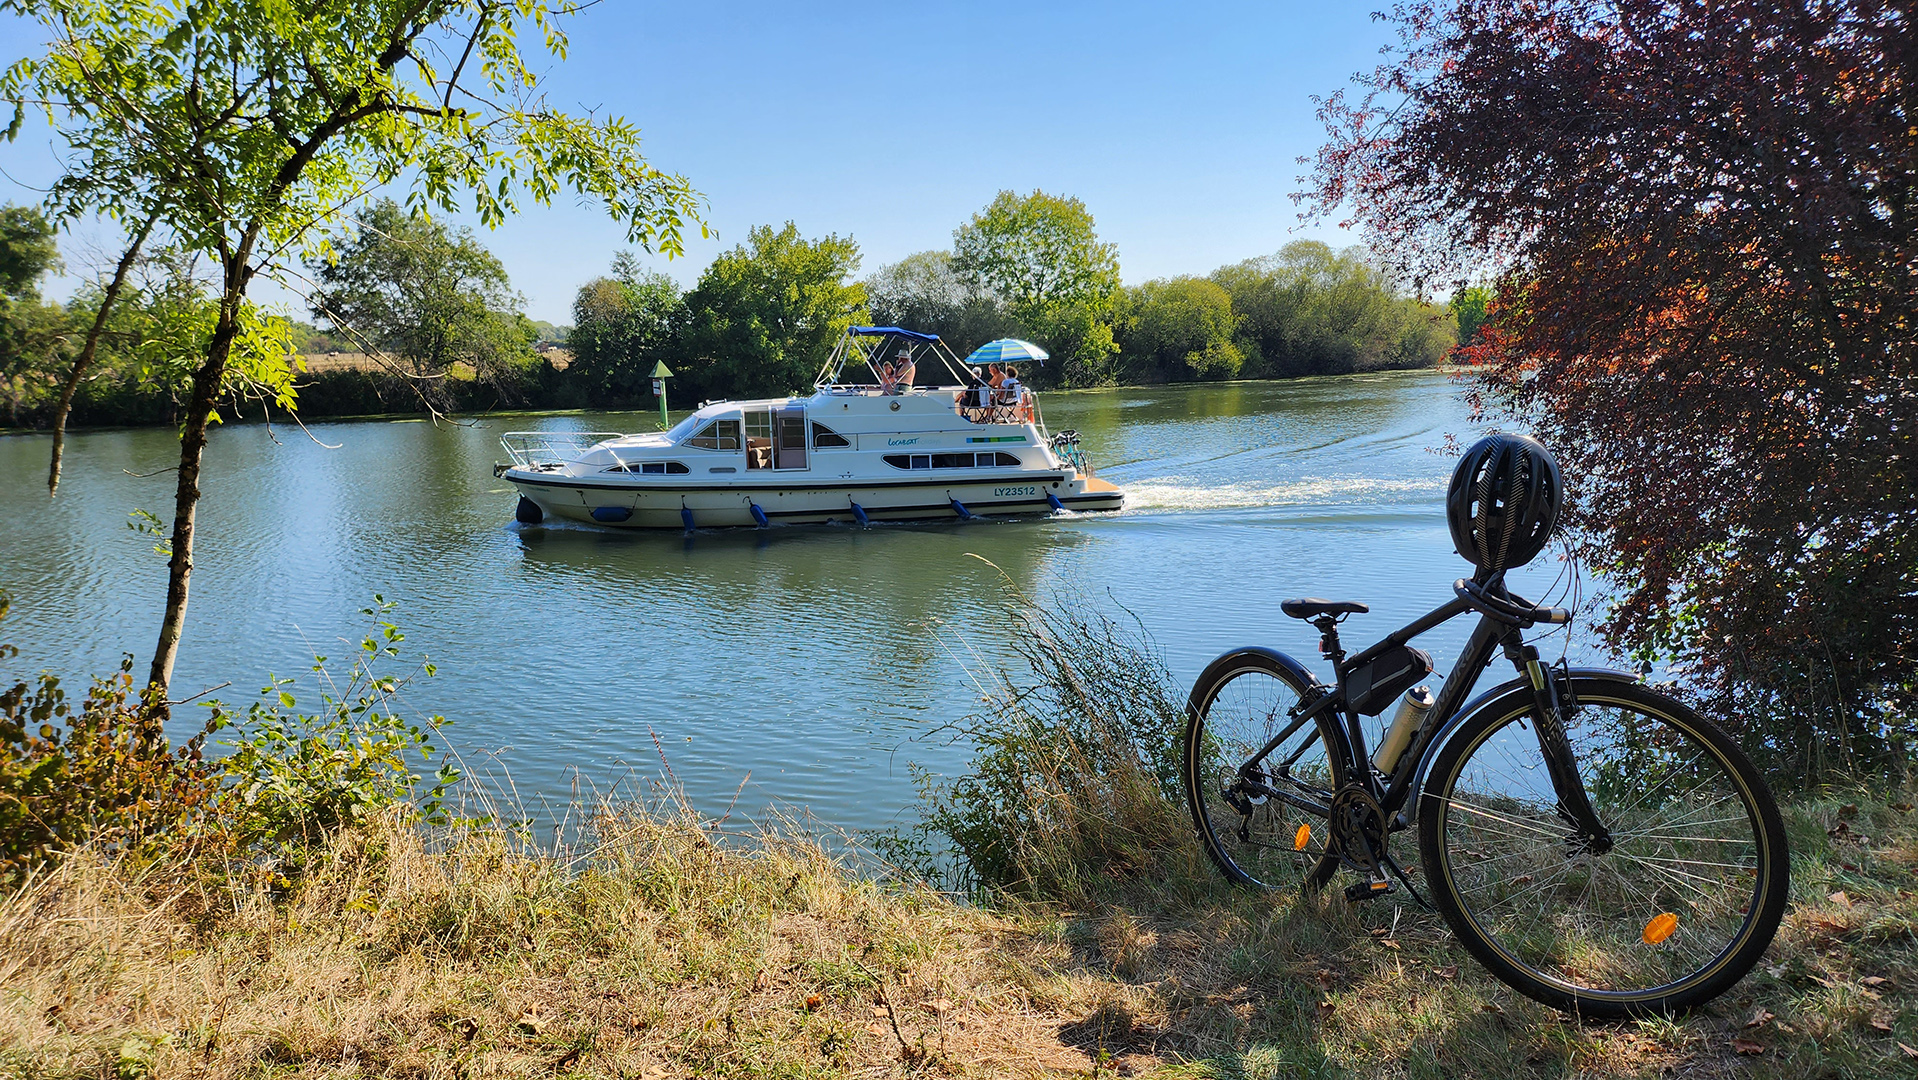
top-left (0, 370), bottom-right (1598, 835)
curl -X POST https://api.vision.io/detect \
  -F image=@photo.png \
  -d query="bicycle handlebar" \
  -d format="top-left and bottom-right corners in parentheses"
top-left (1454, 579), bottom-right (1571, 627)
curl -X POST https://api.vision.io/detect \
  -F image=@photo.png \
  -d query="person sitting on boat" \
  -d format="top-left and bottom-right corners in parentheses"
top-left (1002, 366), bottom-right (1023, 419)
top-left (966, 366), bottom-right (997, 412)
top-left (876, 359), bottom-right (898, 395)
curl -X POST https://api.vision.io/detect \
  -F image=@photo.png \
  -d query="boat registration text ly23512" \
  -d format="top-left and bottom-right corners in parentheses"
top-left (993, 485), bottom-right (1040, 498)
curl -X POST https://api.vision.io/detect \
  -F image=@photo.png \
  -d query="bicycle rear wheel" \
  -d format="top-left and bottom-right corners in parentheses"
top-left (1183, 649), bottom-right (1346, 891)
top-left (1419, 678), bottom-right (1788, 1016)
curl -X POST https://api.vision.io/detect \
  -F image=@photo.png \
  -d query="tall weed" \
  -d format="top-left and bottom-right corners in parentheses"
top-left (902, 590), bottom-right (1191, 904)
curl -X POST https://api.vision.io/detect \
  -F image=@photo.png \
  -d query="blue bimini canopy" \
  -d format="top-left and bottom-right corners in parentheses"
top-left (850, 326), bottom-right (941, 343)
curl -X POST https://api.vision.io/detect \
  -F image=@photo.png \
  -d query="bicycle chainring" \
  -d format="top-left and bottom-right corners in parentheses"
top-left (1328, 785), bottom-right (1390, 874)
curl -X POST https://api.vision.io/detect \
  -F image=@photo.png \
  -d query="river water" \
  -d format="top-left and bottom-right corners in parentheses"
top-left (0, 371), bottom-right (1597, 834)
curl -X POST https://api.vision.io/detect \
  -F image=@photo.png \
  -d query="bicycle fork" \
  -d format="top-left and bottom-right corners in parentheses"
top-left (1508, 637), bottom-right (1614, 854)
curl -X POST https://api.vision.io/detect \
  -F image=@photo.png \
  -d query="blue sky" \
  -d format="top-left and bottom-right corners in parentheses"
top-left (0, 2), bottom-right (1399, 324)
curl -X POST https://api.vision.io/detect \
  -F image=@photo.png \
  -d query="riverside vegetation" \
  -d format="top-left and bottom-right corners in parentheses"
top-left (0, 194), bottom-right (1459, 432)
top-left (4, 593), bottom-right (1916, 1080)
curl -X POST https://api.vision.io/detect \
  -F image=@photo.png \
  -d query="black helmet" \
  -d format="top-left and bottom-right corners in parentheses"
top-left (1446, 434), bottom-right (1563, 572)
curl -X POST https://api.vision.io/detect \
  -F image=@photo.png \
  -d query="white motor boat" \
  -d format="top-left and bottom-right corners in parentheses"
top-left (495, 327), bottom-right (1123, 529)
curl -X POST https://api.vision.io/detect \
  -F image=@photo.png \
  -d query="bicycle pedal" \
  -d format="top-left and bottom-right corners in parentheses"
top-left (1344, 876), bottom-right (1395, 903)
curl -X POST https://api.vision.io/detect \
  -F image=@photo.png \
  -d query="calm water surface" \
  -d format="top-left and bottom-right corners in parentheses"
top-left (0, 371), bottom-right (1596, 833)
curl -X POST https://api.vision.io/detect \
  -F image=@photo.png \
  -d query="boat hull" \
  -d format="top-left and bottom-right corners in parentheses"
top-left (506, 471), bottom-right (1123, 528)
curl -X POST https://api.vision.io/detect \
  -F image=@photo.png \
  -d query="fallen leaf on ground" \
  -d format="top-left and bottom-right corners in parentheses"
top-left (1829, 890), bottom-right (1852, 906)
top-left (923, 998), bottom-right (953, 1016)
top-left (804, 994), bottom-right (821, 1011)
top-left (1744, 1008), bottom-right (1774, 1029)
top-left (1432, 965), bottom-right (1458, 980)
top-left (869, 1005), bottom-right (890, 1017)
top-left (1863, 976), bottom-right (1893, 988)
top-left (1378, 938), bottom-right (1401, 950)
top-left (867, 1023), bottom-right (887, 1037)
top-left (1481, 1002), bottom-right (1504, 1014)
top-left (1871, 1016), bottom-right (1894, 1032)
top-left (1731, 1038), bottom-right (1766, 1055)
top-left (1901, 1042), bottom-right (1918, 1059)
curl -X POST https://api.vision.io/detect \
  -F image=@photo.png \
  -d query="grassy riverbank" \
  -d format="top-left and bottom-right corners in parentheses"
top-left (3, 787), bottom-right (1915, 1080)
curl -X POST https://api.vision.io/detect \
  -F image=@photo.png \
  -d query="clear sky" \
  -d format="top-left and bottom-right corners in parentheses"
top-left (0, 2), bottom-right (1398, 325)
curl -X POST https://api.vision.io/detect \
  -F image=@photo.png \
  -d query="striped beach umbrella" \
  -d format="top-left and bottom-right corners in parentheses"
top-left (963, 338), bottom-right (1050, 367)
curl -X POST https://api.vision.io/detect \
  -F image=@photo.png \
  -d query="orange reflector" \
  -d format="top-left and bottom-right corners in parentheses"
top-left (1294, 824), bottom-right (1312, 851)
top-left (1642, 912), bottom-right (1679, 944)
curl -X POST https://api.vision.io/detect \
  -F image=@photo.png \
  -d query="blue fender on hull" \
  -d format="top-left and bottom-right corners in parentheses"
top-left (749, 502), bottom-right (769, 528)
top-left (850, 501), bottom-right (870, 527)
top-left (950, 498), bottom-right (973, 520)
top-left (680, 506), bottom-right (696, 532)
top-left (515, 496), bottom-right (544, 525)
top-left (1046, 491), bottom-right (1065, 512)
top-left (591, 506), bottom-right (633, 523)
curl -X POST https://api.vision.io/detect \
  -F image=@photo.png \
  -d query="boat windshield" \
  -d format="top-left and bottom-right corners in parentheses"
top-left (663, 413), bottom-right (706, 442)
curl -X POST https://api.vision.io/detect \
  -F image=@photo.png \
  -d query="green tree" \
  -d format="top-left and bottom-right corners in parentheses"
top-left (1119, 276), bottom-right (1243, 381)
top-left (865, 249), bottom-right (1014, 357)
top-left (952, 190), bottom-right (1121, 386)
top-left (1210, 242), bottom-right (1452, 377)
top-left (5, 0), bottom-right (703, 701)
top-left (307, 198), bottom-right (532, 388)
top-left (1449, 285), bottom-right (1490, 348)
top-left (568, 252), bottom-right (684, 400)
top-left (676, 223), bottom-right (864, 401)
top-left (0, 206), bottom-right (65, 425)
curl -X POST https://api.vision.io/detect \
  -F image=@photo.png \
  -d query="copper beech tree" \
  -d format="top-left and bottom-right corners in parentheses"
top-left (1310, 0), bottom-right (1916, 773)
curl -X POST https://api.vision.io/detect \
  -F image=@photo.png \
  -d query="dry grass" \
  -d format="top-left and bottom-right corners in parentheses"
top-left (2, 788), bottom-right (1914, 1080)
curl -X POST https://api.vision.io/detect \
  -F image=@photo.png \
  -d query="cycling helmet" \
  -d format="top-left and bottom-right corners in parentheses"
top-left (1446, 433), bottom-right (1563, 572)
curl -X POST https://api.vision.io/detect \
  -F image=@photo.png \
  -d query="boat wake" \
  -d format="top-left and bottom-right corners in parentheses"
top-left (1114, 475), bottom-right (1443, 513)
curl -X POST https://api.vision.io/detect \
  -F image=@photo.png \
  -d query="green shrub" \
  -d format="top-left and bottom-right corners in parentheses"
top-left (1, 592), bottom-right (459, 880)
top-left (0, 592), bottom-right (220, 881)
top-left (207, 595), bottom-right (460, 853)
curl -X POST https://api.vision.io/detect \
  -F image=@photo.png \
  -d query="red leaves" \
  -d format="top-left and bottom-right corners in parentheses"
top-left (1309, 2), bottom-right (1917, 771)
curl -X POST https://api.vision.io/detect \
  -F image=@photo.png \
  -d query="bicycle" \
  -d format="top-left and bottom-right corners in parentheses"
top-left (1181, 436), bottom-right (1788, 1017)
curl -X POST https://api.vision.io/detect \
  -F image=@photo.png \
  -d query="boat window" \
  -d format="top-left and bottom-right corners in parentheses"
top-left (883, 452), bottom-right (1021, 470)
top-left (811, 421), bottom-right (850, 448)
top-left (604, 461), bottom-right (690, 474)
top-left (683, 419), bottom-right (741, 450)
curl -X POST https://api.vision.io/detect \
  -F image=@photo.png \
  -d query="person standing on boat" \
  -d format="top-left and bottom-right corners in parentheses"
top-left (892, 348), bottom-right (915, 394)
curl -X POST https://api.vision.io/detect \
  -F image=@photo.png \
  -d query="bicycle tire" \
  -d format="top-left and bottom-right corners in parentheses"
top-left (1419, 678), bottom-right (1788, 1016)
top-left (1184, 649), bottom-right (1346, 891)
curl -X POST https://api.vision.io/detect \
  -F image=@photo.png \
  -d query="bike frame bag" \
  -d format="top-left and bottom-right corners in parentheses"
top-left (1345, 645), bottom-right (1435, 716)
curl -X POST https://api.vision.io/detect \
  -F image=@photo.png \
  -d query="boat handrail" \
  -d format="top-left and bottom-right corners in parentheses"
top-left (500, 430), bottom-right (624, 467)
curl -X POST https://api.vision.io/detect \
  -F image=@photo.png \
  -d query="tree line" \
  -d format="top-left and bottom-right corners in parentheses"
top-left (2, 191), bottom-right (1462, 432)
top-left (568, 190), bottom-right (1458, 405)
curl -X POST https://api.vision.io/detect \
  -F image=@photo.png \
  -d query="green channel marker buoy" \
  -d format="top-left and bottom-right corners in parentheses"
top-left (650, 360), bottom-right (675, 429)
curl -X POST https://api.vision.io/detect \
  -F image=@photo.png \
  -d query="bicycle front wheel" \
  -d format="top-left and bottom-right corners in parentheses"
top-left (1183, 649), bottom-right (1346, 892)
top-left (1419, 678), bottom-right (1788, 1016)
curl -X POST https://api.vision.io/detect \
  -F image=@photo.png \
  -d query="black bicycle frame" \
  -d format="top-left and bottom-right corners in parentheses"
top-left (1243, 573), bottom-right (1608, 843)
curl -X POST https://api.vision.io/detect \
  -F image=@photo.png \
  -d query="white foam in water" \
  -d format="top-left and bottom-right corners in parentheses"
top-left (1117, 475), bottom-right (1443, 512)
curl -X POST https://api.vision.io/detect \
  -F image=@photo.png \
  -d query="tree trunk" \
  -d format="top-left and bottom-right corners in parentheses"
top-left (48, 214), bottom-right (156, 496)
top-left (146, 293), bottom-right (241, 709)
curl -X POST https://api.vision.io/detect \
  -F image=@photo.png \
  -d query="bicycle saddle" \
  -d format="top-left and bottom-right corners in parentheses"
top-left (1280, 597), bottom-right (1369, 620)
